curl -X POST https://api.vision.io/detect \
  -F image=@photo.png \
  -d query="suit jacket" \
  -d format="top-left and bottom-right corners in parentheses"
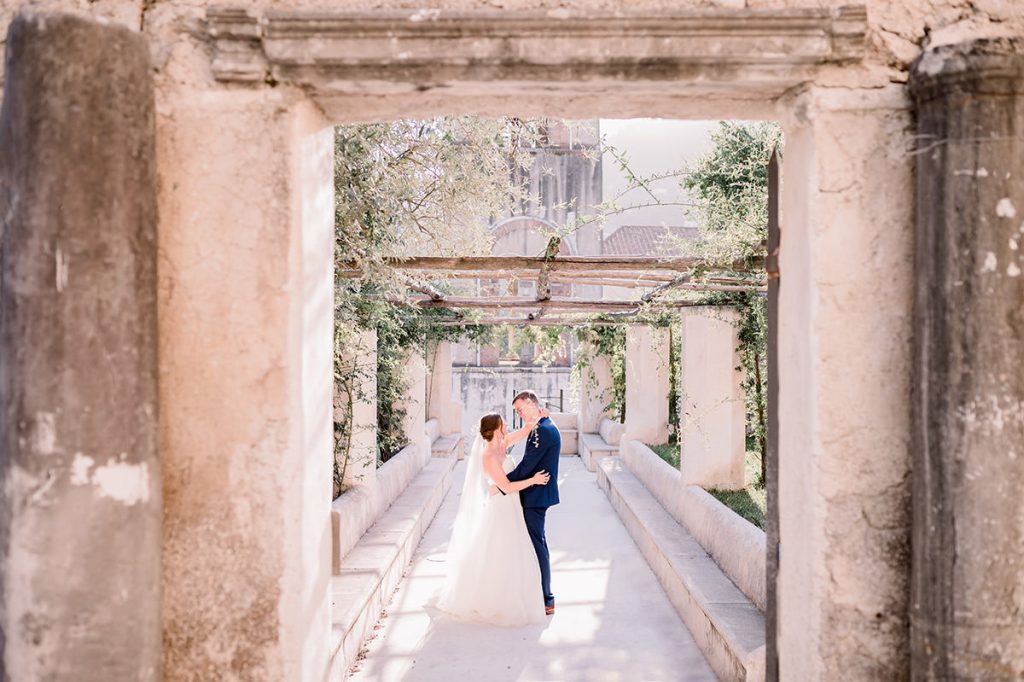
top-left (507, 417), bottom-right (561, 508)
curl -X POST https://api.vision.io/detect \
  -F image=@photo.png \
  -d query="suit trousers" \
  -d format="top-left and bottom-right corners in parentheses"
top-left (523, 506), bottom-right (553, 606)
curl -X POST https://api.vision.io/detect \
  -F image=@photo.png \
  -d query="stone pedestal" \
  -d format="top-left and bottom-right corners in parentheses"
top-left (577, 343), bottom-right (615, 434)
top-left (402, 349), bottom-right (430, 467)
top-left (336, 330), bottom-right (378, 493)
top-left (0, 14), bottom-right (160, 680)
top-left (427, 341), bottom-right (462, 435)
top-left (909, 38), bottom-right (1024, 679)
top-left (679, 310), bottom-right (746, 490)
top-left (623, 326), bottom-right (671, 445)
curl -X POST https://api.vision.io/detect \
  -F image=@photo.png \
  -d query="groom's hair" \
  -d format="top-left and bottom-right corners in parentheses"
top-left (512, 390), bottom-right (539, 406)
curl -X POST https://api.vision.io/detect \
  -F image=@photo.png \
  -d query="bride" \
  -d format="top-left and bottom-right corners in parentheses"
top-left (437, 412), bottom-right (551, 626)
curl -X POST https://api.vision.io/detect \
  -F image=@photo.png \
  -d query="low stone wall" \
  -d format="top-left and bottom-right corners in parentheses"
top-left (329, 457), bottom-right (458, 679)
top-left (680, 486), bottom-right (766, 613)
top-left (331, 443), bottom-right (428, 568)
top-left (622, 440), bottom-right (766, 611)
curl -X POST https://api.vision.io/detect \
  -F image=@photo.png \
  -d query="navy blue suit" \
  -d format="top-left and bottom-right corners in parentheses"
top-left (507, 417), bottom-right (560, 607)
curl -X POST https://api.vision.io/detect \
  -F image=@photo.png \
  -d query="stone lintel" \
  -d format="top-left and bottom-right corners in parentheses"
top-left (205, 6), bottom-right (867, 97)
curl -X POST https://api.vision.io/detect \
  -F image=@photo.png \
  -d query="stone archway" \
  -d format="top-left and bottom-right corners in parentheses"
top-left (10, 5), bottom-right (1021, 681)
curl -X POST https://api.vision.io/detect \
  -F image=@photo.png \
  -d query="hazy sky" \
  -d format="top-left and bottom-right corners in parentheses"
top-left (599, 119), bottom-right (719, 236)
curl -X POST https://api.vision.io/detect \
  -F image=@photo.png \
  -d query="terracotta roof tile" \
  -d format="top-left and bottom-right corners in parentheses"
top-left (601, 225), bottom-right (697, 256)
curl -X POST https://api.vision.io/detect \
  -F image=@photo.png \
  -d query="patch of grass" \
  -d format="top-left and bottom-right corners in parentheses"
top-left (648, 442), bottom-right (679, 469)
top-left (710, 450), bottom-right (766, 529)
top-left (708, 487), bottom-right (766, 529)
top-left (647, 444), bottom-right (767, 529)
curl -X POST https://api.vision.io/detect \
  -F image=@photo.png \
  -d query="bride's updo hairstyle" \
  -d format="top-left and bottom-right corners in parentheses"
top-left (479, 413), bottom-right (503, 442)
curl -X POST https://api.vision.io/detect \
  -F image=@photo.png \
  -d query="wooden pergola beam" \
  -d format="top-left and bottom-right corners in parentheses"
top-left (429, 317), bottom-right (628, 327)
top-left (410, 296), bottom-right (705, 312)
top-left (426, 305), bottom-right (733, 326)
top-left (548, 273), bottom-right (766, 289)
top-left (338, 254), bottom-right (762, 277)
top-left (547, 275), bottom-right (672, 288)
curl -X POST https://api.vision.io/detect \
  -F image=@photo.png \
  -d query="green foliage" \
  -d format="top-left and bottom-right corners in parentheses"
top-left (334, 118), bottom-right (538, 267)
top-left (333, 117), bottom-right (533, 487)
top-left (668, 324), bottom-right (681, 446)
top-left (573, 325), bottom-right (627, 422)
top-left (679, 120), bottom-right (780, 489)
top-left (709, 488), bottom-right (767, 529)
top-left (680, 121), bottom-right (782, 263)
top-left (332, 326), bottom-right (376, 497)
top-left (648, 442), bottom-right (680, 469)
top-left (709, 451), bottom-right (767, 528)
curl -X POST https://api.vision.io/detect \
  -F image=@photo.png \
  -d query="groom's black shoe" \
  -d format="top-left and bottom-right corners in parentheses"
top-left (545, 604), bottom-right (555, 616)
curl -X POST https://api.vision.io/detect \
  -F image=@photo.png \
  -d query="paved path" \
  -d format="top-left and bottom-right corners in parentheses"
top-left (347, 457), bottom-right (718, 682)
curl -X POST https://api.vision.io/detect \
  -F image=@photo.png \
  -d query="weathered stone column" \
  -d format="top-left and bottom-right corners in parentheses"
top-left (577, 342), bottom-right (615, 434)
top-left (427, 341), bottom-right (461, 435)
top-left (0, 13), bottom-right (160, 680)
top-left (403, 348), bottom-right (430, 466)
top-left (623, 326), bottom-right (670, 444)
top-left (777, 85), bottom-right (914, 680)
top-left (679, 310), bottom-right (746, 489)
top-left (336, 329), bottom-right (378, 494)
top-left (910, 39), bottom-right (1024, 679)
top-left (157, 88), bottom-right (334, 679)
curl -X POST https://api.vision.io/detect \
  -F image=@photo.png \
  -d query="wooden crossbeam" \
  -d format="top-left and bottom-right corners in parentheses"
top-left (410, 296), bottom-right (704, 312)
top-left (337, 255), bottom-right (762, 277)
top-left (429, 317), bottom-right (627, 326)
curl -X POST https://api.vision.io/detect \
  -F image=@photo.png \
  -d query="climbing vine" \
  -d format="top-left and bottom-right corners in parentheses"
top-left (332, 117), bottom-right (537, 494)
top-left (572, 325), bottom-right (627, 422)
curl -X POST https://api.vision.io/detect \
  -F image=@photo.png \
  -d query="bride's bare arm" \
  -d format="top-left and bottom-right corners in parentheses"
top-left (503, 409), bottom-right (551, 447)
top-left (484, 456), bottom-right (550, 496)
top-left (503, 423), bottom-right (535, 447)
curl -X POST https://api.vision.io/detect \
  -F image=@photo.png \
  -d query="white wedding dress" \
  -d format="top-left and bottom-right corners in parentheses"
top-left (436, 436), bottom-right (546, 626)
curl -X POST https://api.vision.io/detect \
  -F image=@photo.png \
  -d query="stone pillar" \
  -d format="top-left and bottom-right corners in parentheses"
top-left (577, 343), bottom-right (615, 434)
top-left (776, 85), bottom-right (913, 680)
top-left (0, 14), bottom-right (160, 680)
top-left (679, 309), bottom-right (746, 490)
top-left (427, 341), bottom-right (461, 435)
top-left (336, 330), bottom-right (378, 493)
top-left (403, 348), bottom-right (430, 466)
top-left (623, 326), bottom-right (670, 445)
top-left (910, 39), bottom-right (1024, 679)
top-left (156, 88), bottom-right (334, 679)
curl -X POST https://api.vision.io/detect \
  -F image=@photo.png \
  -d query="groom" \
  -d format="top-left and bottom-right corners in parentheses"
top-left (507, 390), bottom-right (561, 615)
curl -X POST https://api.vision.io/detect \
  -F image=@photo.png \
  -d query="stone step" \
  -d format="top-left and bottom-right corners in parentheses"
top-left (597, 458), bottom-right (765, 682)
top-left (559, 427), bottom-right (579, 455)
top-left (431, 433), bottom-right (464, 459)
top-left (579, 432), bottom-right (618, 472)
top-left (327, 457), bottom-right (457, 679)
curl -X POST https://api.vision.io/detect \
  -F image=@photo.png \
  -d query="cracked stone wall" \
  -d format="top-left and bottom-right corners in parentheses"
top-left (0, 1), bottom-right (1021, 680)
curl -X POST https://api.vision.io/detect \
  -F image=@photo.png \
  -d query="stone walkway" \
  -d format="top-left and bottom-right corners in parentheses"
top-left (347, 457), bottom-right (718, 682)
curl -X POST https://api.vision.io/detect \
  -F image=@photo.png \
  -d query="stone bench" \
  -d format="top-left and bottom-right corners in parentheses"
top-left (327, 456), bottom-right (457, 679)
top-left (597, 457), bottom-right (765, 682)
top-left (579, 417), bottom-right (624, 472)
top-left (331, 442), bottom-right (427, 568)
top-left (426, 417), bottom-right (464, 459)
